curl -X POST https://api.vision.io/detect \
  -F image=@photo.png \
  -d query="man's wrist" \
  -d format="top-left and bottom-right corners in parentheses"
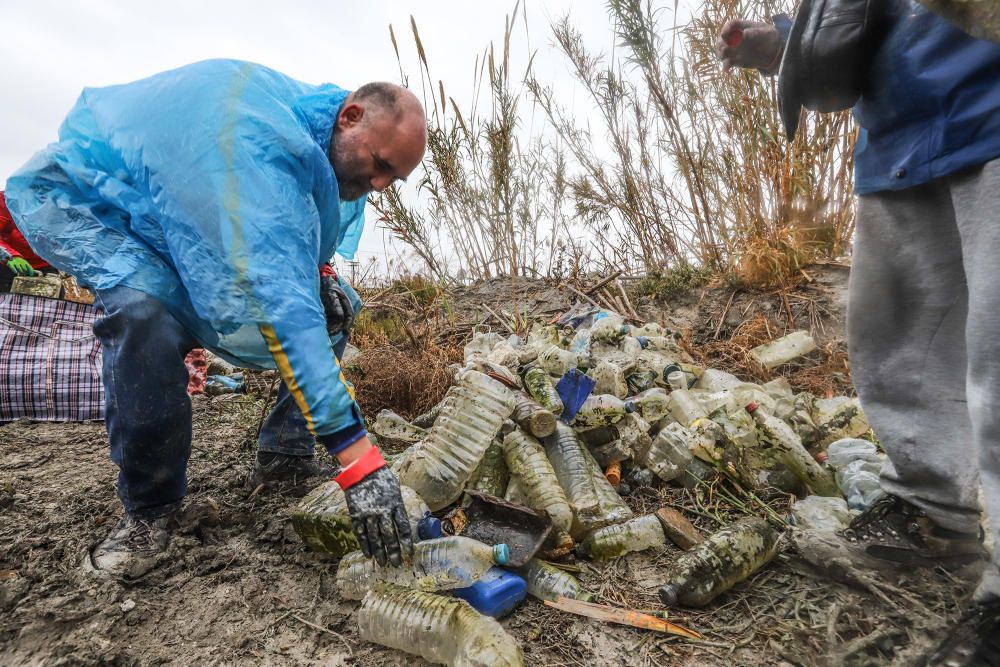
top-left (334, 443), bottom-right (386, 490)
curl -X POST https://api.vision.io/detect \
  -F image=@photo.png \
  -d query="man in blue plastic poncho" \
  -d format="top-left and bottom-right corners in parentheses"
top-left (4, 60), bottom-right (426, 579)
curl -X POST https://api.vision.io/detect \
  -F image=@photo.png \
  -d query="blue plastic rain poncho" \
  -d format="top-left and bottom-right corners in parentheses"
top-left (5, 59), bottom-right (368, 442)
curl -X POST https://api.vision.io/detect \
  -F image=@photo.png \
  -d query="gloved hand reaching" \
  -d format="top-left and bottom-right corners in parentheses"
top-left (4, 257), bottom-right (36, 276)
top-left (320, 273), bottom-right (355, 336)
top-left (335, 445), bottom-right (414, 566)
top-left (715, 19), bottom-right (783, 71)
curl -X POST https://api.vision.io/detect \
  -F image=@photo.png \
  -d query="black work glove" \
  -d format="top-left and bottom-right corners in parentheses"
top-left (343, 466), bottom-right (414, 566)
top-left (320, 274), bottom-right (355, 336)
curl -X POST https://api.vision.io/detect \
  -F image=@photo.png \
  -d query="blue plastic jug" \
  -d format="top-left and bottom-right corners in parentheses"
top-left (452, 567), bottom-right (527, 618)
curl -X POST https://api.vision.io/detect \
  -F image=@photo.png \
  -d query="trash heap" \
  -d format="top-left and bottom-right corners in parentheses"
top-left (293, 308), bottom-right (879, 667)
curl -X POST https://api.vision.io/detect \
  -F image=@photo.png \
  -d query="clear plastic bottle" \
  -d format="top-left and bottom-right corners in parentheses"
top-left (357, 588), bottom-right (525, 667)
top-left (544, 423), bottom-right (602, 537)
top-left (589, 315), bottom-right (630, 345)
top-left (657, 517), bottom-right (780, 607)
top-left (464, 331), bottom-right (505, 365)
top-left (522, 367), bottom-right (564, 416)
top-left (502, 429), bottom-right (573, 532)
top-left (514, 558), bottom-right (590, 602)
top-left (504, 470), bottom-right (529, 505)
top-left (293, 482), bottom-right (428, 557)
top-left (465, 439), bottom-right (510, 499)
top-left (750, 330), bottom-right (816, 369)
top-left (372, 409), bottom-right (428, 447)
top-left (625, 388), bottom-right (671, 421)
top-left (666, 389), bottom-right (708, 427)
top-left (746, 402), bottom-right (839, 497)
top-left (577, 514), bottom-right (667, 560)
top-left (635, 422), bottom-right (693, 482)
top-left (487, 341), bottom-right (522, 373)
top-left (396, 370), bottom-right (516, 510)
top-left (572, 394), bottom-right (629, 429)
top-left (510, 392), bottom-right (557, 438)
top-left (336, 536), bottom-right (512, 600)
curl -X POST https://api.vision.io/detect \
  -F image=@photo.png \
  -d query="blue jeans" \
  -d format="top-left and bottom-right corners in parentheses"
top-left (94, 286), bottom-right (333, 517)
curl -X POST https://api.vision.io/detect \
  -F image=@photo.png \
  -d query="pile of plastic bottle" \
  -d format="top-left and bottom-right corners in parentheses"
top-left (293, 309), bottom-right (882, 667)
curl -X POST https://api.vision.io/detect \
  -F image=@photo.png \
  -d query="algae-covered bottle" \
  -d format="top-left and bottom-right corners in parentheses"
top-left (523, 367), bottom-right (564, 416)
top-left (502, 429), bottom-right (573, 532)
top-left (293, 481), bottom-right (428, 557)
top-left (746, 402), bottom-right (838, 497)
top-left (657, 517), bottom-right (780, 607)
top-left (357, 588), bottom-right (525, 667)
top-left (510, 392), bottom-right (557, 438)
top-left (572, 394), bottom-right (629, 428)
top-left (537, 344), bottom-right (582, 376)
top-left (465, 439), bottom-right (510, 499)
top-left (544, 423), bottom-right (603, 537)
top-left (514, 559), bottom-right (590, 602)
top-left (576, 514), bottom-right (666, 560)
top-left (396, 370), bottom-right (516, 510)
top-left (336, 536), bottom-right (511, 600)
top-left (624, 388), bottom-right (671, 422)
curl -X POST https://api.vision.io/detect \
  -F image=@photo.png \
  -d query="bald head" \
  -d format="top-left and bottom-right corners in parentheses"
top-left (329, 82), bottom-right (427, 201)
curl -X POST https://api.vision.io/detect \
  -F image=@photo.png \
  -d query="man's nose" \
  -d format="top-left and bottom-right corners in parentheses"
top-left (370, 174), bottom-right (395, 192)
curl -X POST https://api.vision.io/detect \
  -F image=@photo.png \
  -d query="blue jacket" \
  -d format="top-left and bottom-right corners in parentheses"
top-left (778, 1), bottom-right (1000, 195)
top-left (5, 60), bottom-right (368, 452)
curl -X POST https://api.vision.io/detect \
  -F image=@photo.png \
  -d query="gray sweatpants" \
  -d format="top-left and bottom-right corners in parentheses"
top-left (850, 158), bottom-right (1000, 602)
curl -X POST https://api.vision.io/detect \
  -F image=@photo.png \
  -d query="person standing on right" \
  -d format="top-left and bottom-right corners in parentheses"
top-left (717, 3), bottom-right (1000, 664)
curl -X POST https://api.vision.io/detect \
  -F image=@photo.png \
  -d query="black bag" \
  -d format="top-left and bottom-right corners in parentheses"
top-left (778, 0), bottom-right (891, 140)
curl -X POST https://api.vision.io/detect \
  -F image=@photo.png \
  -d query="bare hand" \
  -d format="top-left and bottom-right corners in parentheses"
top-left (716, 19), bottom-right (782, 71)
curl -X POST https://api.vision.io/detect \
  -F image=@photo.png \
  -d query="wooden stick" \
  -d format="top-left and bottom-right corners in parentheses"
top-left (614, 279), bottom-right (641, 320)
top-left (559, 282), bottom-right (602, 308)
top-left (584, 270), bottom-right (623, 296)
top-left (544, 597), bottom-right (702, 640)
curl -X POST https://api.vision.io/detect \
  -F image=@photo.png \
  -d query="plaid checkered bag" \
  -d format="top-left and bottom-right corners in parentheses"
top-left (0, 292), bottom-right (104, 422)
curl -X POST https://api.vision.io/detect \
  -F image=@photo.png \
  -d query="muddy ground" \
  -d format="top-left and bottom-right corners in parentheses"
top-left (0, 266), bottom-right (982, 666)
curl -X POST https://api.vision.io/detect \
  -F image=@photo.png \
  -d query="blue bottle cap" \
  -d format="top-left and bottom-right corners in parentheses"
top-left (492, 543), bottom-right (511, 566)
top-left (635, 336), bottom-right (649, 349)
top-left (624, 400), bottom-right (636, 414)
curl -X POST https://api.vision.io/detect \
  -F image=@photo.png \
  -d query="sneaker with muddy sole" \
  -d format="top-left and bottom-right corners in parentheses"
top-left (841, 494), bottom-right (986, 568)
top-left (84, 509), bottom-right (179, 580)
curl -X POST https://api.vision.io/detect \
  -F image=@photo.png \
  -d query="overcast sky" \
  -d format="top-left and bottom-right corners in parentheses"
top-left (0, 0), bottom-right (626, 274)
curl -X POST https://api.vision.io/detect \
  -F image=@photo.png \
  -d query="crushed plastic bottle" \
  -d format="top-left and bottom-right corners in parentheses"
top-left (397, 370), bottom-right (516, 510)
top-left (510, 392), bottom-right (557, 438)
top-left (589, 359), bottom-right (629, 398)
top-left (635, 422), bottom-right (693, 482)
top-left (465, 439), bottom-right (510, 499)
top-left (544, 423), bottom-right (607, 537)
top-left (522, 367), bottom-right (564, 416)
top-left (336, 536), bottom-right (511, 600)
top-left (372, 409), bottom-right (428, 448)
top-left (746, 402), bottom-right (839, 497)
top-left (502, 428), bottom-right (573, 533)
top-left (357, 588), bottom-right (525, 667)
top-left (514, 558), bottom-right (590, 602)
top-left (666, 389), bottom-right (708, 427)
top-left (577, 514), bottom-right (666, 560)
top-left (293, 481), bottom-right (428, 557)
top-left (464, 331), bottom-right (505, 365)
top-left (789, 496), bottom-right (853, 531)
top-left (657, 517), bottom-right (781, 607)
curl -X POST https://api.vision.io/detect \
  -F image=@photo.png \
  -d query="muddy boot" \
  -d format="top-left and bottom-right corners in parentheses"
top-left (841, 494), bottom-right (986, 568)
top-left (85, 507), bottom-right (179, 580)
top-left (924, 598), bottom-right (1000, 666)
top-left (249, 452), bottom-right (336, 489)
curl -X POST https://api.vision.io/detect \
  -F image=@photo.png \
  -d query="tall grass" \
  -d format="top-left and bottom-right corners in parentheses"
top-left (377, 0), bottom-right (857, 287)
top-left (530, 0), bottom-right (856, 284)
top-left (371, 4), bottom-right (573, 282)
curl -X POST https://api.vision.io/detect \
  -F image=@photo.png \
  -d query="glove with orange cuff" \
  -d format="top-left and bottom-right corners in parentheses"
top-left (333, 445), bottom-right (414, 567)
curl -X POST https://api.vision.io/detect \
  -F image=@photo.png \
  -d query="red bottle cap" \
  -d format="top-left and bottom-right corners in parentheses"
top-left (745, 401), bottom-right (759, 413)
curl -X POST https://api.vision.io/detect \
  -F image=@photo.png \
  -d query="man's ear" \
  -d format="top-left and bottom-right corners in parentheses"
top-left (338, 103), bottom-right (364, 129)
